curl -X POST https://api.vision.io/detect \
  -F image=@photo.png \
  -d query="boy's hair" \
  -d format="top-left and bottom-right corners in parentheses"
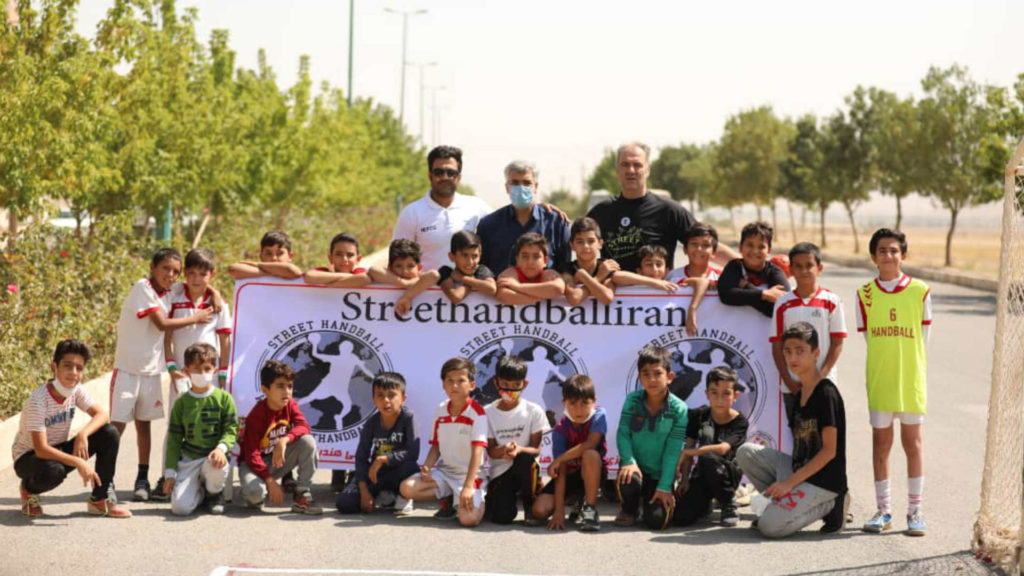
top-left (260, 359), bottom-right (296, 388)
top-left (151, 247), bottom-right (182, 268)
top-left (514, 232), bottom-right (549, 259)
top-left (789, 242), bottom-right (822, 266)
top-left (706, 366), bottom-right (739, 391)
top-left (740, 221), bottom-right (774, 249)
top-left (684, 222), bottom-right (719, 250)
top-left (184, 248), bottom-right (216, 273)
top-left (53, 339), bottom-right (92, 365)
top-left (781, 321), bottom-right (820, 351)
top-left (372, 371), bottom-right (407, 394)
top-left (569, 217), bottom-right (602, 241)
top-left (450, 230), bottom-right (481, 253)
top-left (561, 374), bottom-right (596, 401)
top-left (637, 345), bottom-right (672, 372)
top-left (440, 357), bottom-right (476, 381)
top-left (868, 228), bottom-right (907, 255)
top-left (495, 355), bottom-right (528, 381)
top-left (329, 232), bottom-right (361, 255)
top-left (184, 342), bottom-right (219, 368)
top-left (428, 145), bottom-right (463, 172)
top-left (388, 238), bottom-right (422, 265)
top-left (260, 230), bottom-right (292, 252)
top-left (638, 244), bottom-right (669, 263)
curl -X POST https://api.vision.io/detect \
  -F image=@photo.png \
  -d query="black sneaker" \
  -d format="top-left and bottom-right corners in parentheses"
top-left (150, 478), bottom-right (170, 502)
top-left (205, 491), bottom-right (225, 515)
top-left (580, 503), bottom-right (600, 532)
top-left (720, 497), bottom-right (739, 527)
top-left (132, 477), bottom-right (151, 502)
top-left (433, 496), bottom-right (457, 520)
top-left (568, 501), bottom-right (584, 526)
top-left (282, 471), bottom-right (298, 495)
top-left (821, 491), bottom-right (850, 534)
top-left (330, 470), bottom-right (347, 493)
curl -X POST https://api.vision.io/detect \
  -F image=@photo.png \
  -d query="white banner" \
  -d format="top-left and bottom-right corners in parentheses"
top-left (228, 280), bottom-right (790, 473)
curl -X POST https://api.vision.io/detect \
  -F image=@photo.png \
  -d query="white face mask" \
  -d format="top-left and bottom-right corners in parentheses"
top-left (563, 406), bottom-right (596, 425)
top-left (52, 380), bottom-right (77, 398)
top-left (190, 373), bottom-right (216, 388)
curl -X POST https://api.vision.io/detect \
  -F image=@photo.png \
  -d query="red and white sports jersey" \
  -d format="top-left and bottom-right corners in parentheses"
top-left (855, 274), bottom-right (933, 333)
top-left (770, 287), bottom-right (848, 383)
top-left (430, 398), bottom-right (488, 479)
top-left (167, 283), bottom-right (233, 368)
top-left (666, 265), bottom-right (722, 285)
top-left (114, 279), bottom-right (171, 375)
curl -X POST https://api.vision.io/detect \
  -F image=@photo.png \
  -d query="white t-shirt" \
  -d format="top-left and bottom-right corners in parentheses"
top-left (770, 287), bottom-right (848, 383)
top-left (429, 398), bottom-right (488, 479)
top-left (484, 399), bottom-right (550, 478)
top-left (666, 265), bottom-right (722, 284)
top-left (392, 192), bottom-right (492, 271)
top-left (114, 279), bottom-right (171, 375)
top-left (167, 284), bottom-right (233, 367)
top-left (12, 382), bottom-right (95, 461)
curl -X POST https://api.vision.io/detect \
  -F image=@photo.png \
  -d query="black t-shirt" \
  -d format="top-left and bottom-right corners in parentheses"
top-left (586, 192), bottom-right (696, 272)
top-left (438, 264), bottom-right (495, 284)
top-left (717, 258), bottom-right (790, 318)
top-left (557, 258), bottom-right (610, 279)
top-left (791, 379), bottom-right (847, 493)
top-left (685, 406), bottom-right (749, 462)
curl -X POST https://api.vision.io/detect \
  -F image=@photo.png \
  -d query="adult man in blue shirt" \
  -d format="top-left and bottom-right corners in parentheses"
top-left (477, 160), bottom-right (571, 272)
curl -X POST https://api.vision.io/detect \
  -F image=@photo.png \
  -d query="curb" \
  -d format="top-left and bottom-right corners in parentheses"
top-left (817, 252), bottom-right (998, 293)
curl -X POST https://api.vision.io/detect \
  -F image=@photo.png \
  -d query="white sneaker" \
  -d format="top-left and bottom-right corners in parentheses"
top-left (394, 496), bottom-right (414, 516)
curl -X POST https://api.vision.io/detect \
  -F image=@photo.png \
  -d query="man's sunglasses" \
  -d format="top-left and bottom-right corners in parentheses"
top-left (431, 168), bottom-right (460, 178)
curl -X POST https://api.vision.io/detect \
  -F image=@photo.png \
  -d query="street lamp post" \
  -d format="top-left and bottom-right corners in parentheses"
top-left (408, 61), bottom-right (437, 142)
top-left (429, 85), bottom-right (447, 145)
top-left (384, 7), bottom-right (427, 125)
top-left (347, 0), bottom-right (354, 107)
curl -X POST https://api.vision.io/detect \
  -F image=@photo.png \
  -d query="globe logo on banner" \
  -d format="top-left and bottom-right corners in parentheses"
top-left (258, 328), bottom-right (393, 433)
top-left (626, 335), bottom-right (768, 426)
top-left (468, 335), bottom-right (586, 426)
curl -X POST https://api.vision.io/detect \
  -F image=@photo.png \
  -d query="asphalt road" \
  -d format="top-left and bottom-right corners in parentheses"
top-left (0, 263), bottom-right (1000, 576)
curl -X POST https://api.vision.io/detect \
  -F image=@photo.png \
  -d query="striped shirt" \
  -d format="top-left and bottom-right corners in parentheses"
top-left (12, 382), bottom-right (94, 461)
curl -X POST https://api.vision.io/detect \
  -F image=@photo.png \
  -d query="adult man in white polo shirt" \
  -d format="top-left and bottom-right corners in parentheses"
top-left (392, 145), bottom-right (492, 271)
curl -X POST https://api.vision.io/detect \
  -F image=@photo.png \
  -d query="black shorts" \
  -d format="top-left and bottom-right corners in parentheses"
top-left (541, 466), bottom-right (608, 498)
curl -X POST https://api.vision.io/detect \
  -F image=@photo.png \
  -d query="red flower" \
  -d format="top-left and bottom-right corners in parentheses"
top-left (6, 284), bottom-right (17, 294)
top-left (60, 251), bottom-right (69, 258)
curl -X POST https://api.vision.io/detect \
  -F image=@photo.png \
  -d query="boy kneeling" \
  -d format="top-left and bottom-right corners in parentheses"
top-left (736, 322), bottom-right (848, 537)
top-left (162, 343), bottom-right (239, 515)
top-left (13, 340), bottom-right (130, 518)
top-left (239, 360), bottom-right (322, 514)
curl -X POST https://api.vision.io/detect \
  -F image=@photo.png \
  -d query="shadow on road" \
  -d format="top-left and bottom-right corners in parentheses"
top-left (788, 550), bottom-right (1000, 575)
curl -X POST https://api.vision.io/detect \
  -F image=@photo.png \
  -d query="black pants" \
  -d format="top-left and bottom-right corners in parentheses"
top-left (336, 460), bottom-right (419, 513)
top-left (673, 453), bottom-right (741, 526)
top-left (485, 453), bottom-right (540, 524)
top-left (618, 473), bottom-right (672, 530)
top-left (14, 423), bottom-right (120, 500)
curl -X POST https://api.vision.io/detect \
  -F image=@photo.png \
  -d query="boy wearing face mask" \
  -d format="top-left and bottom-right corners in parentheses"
top-left (162, 343), bottom-right (239, 515)
top-left (532, 374), bottom-right (608, 532)
top-left (477, 160), bottom-right (571, 273)
top-left (484, 355), bottom-right (551, 524)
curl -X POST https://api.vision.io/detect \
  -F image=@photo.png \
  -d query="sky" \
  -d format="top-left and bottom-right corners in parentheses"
top-left (72, 0), bottom-right (1021, 224)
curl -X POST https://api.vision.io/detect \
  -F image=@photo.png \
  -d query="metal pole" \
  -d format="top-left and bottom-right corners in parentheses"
top-left (347, 0), bottom-right (354, 107)
top-left (399, 13), bottom-right (407, 123)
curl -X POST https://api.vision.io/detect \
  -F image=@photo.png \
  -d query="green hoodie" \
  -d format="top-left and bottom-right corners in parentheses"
top-left (616, 389), bottom-right (687, 492)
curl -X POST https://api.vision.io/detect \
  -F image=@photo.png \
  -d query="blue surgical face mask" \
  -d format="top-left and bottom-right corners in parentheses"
top-left (509, 185), bottom-right (534, 209)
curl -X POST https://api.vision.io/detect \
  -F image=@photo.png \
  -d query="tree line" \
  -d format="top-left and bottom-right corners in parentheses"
top-left (585, 66), bottom-right (1022, 266)
top-left (1, 0), bottom-right (426, 238)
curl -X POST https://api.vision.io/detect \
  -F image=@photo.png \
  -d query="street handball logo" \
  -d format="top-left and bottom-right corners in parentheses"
top-left (467, 335), bottom-right (586, 426)
top-left (626, 335), bottom-right (768, 425)
top-left (258, 328), bottom-right (392, 434)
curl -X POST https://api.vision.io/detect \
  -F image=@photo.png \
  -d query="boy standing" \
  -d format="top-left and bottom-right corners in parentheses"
top-left (665, 223), bottom-right (723, 284)
top-left (495, 233), bottom-right (566, 305)
top-left (13, 340), bottom-right (131, 518)
top-left (238, 360), bottom-right (322, 515)
top-left (228, 230), bottom-right (303, 280)
top-left (615, 345), bottom-right (688, 530)
top-left (400, 358), bottom-right (488, 527)
top-left (162, 343), bottom-right (239, 515)
top-left (857, 229), bottom-right (931, 536)
top-left (736, 322), bottom-right (848, 537)
top-left (560, 217), bottom-right (617, 306)
top-left (438, 230), bottom-right (498, 304)
top-left (337, 372), bottom-right (420, 516)
top-left (673, 367), bottom-right (749, 527)
top-left (112, 248), bottom-right (214, 501)
top-left (484, 356), bottom-right (550, 524)
top-left (718, 222), bottom-right (789, 317)
top-left (304, 232), bottom-right (372, 288)
top-left (532, 374), bottom-right (608, 532)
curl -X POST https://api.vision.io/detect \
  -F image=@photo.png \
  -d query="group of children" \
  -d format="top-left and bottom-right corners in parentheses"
top-left (13, 220), bottom-right (931, 539)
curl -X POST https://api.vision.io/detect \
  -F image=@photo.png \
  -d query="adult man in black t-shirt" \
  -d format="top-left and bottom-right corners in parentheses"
top-left (586, 142), bottom-right (737, 272)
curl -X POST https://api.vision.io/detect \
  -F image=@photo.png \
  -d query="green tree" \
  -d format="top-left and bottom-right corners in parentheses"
top-left (586, 148), bottom-right (619, 197)
top-left (649, 143), bottom-right (702, 211)
top-left (869, 88), bottom-right (920, 230)
top-left (715, 106), bottom-right (791, 228)
top-left (778, 115), bottom-right (824, 245)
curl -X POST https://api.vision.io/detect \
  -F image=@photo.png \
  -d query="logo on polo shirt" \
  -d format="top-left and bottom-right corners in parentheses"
top-left (421, 225), bottom-right (438, 233)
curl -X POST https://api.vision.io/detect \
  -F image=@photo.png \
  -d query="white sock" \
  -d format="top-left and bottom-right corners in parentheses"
top-left (874, 479), bottom-right (891, 513)
top-left (907, 477), bottom-right (924, 515)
